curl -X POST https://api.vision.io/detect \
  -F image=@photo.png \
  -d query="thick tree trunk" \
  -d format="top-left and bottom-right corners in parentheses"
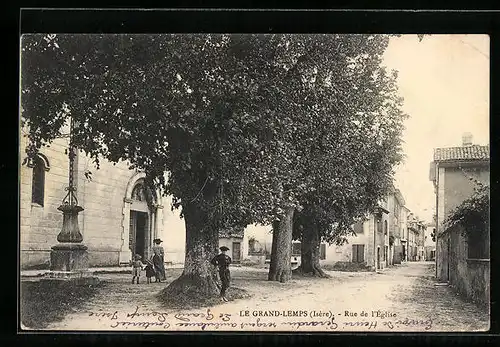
top-left (293, 223), bottom-right (330, 278)
top-left (162, 202), bottom-right (220, 299)
top-left (268, 206), bottom-right (295, 283)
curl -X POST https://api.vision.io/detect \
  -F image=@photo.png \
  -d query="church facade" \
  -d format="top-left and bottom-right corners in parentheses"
top-left (19, 126), bottom-right (186, 269)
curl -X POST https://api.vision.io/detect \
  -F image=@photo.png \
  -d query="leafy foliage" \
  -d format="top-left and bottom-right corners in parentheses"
top-left (22, 34), bottom-right (406, 242)
top-left (288, 35), bottom-right (407, 245)
top-left (445, 183), bottom-right (489, 236)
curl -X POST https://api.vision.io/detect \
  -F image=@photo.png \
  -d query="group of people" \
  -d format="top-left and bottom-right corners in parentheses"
top-left (131, 238), bottom-right (167, 284)
top-left (131, 241), bottom-right (233, 303)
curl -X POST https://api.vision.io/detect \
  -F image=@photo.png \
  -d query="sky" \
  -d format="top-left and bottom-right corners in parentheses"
top-left (382, 34), bottom-right (490, 223)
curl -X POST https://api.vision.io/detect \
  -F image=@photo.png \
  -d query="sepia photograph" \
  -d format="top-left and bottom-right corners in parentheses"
top-left (19, 32), bottom-right (490, 332)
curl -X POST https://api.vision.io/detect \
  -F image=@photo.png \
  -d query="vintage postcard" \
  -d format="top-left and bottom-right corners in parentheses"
top-left (19, 32), bottom-right (490, 332)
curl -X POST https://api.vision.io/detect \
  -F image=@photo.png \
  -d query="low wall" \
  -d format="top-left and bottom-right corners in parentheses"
top-left (448, 226), bottom-right (489, 306)
top-left (243, 254), bottom-right (266, 265)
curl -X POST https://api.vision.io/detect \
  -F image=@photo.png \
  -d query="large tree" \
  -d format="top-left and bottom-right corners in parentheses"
top-left (21, 33), bottom-right (307, 295)
top-left (239, 34), bottom-right (407, 281)
top-left (21, 33), bottom-right (407, 297)
top-left (289, 35), bottom-right (407, 277)
top-left (21, 34), bottom-right (259, 298)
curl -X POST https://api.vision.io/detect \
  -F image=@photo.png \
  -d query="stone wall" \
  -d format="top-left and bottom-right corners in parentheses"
top-left (436, 232), bottom-right (449, 281)
top-left (448, 225), bottom-right (489, 306)
top-left (76, 154), bottom-right (135, 266)
top-left (20, 133), bottom-right (71, 269)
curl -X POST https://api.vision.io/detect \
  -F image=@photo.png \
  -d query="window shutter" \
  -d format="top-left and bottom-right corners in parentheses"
top-left (358, 244), bottom-right (365, 263)
top-left (352, 245), bottom-right (358, 262)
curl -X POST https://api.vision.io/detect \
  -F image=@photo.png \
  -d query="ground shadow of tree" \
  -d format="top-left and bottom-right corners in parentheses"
top-left (20, 280), bottom-right (105, 329)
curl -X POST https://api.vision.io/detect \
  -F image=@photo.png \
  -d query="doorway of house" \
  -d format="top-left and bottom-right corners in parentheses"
top-left (130, 211), bottom-right (148, 259)
top-left (377, 247), bottom-right (381, 270)
top-left (232, 242), bottom-right (241, 263)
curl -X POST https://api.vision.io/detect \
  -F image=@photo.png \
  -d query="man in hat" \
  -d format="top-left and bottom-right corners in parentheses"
top-left (211, 246), bottom-right (232, 302)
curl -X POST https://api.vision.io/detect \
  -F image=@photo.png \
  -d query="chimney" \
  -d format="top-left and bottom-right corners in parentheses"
top-left (462, 132), bottom-right (473, 146)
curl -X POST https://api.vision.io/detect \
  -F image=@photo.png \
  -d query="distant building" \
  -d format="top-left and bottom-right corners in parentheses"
top-left (314, 185), bottom-right (409, 272)
top-left (321, 205), bottom-right (390, 271)
top-left (400, 206), bottom-right (411, 261)
top-left (407, 214), bottom-right (425, 261)
top-left (387, 187), bottom-right (406, 265)
top-left (239, 187), bottom-right (411, 272)
top-left (429, 133), bottom-right (489, 305)
top-left (218, 227), bottom-right (245, 264)
top-left (424, 223), bottom-right (436, 261)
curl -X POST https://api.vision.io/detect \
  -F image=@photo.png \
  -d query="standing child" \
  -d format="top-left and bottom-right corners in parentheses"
top-left (132, 254), bottom-right (143, 284)
top-left (144, 258), bottom-right (156, 284)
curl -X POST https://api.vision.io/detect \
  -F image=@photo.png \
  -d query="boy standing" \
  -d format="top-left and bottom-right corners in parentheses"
top-left (210, 246), bottom-right (232, 302)
top-left (132, 254), bottom-right (143, 284)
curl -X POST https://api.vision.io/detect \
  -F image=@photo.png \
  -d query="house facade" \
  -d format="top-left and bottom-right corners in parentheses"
top-left (321, 205), bottom-right (390, 270)
top-left (400, 206), bottom-right (410, 261)
top-left (387, 187), bottom-right (406, 265)
top-left (219, 227), bottom-right (245, 264)
top-left (407, 214), bottom-right (426, 261)
top-left (429, 133), bottom-right (490, 305)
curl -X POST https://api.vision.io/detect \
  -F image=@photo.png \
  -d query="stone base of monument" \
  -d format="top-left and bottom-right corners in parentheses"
top-left (43, 243), bottom-right (100, 286)
top-left (50, 243), bottom-right (89, 271)
top-left (41, 270), bottom-right (100, 286)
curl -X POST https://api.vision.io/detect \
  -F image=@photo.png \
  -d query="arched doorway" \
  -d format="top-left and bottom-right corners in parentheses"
top-left (129, 181), bottom-right (154, 260)
top-left (119, 172), bottom-right (163, 265)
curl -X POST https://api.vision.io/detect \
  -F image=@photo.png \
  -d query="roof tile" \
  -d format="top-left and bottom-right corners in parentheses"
top-left (219, 227), bottom-right (244, 239)
top-left (433, 145), bottom-right (489, 162)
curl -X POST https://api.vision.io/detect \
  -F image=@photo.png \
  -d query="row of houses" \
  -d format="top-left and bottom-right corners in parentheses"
top-left (20, 122), bottom-right (433, 272)
top-left (429, 133), bottom-right (490, 306)
top-left (239, 185), bottom-right (432, 271)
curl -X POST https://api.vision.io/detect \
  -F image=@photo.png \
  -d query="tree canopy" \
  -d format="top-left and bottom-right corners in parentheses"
top-left (22, 34), bottom-right (406, 233)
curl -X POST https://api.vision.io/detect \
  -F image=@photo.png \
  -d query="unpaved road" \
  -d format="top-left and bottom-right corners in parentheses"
top-left (34, 261), bottom-right (488, 332)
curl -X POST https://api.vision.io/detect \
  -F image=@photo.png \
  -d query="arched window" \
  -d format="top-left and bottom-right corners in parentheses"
top-left (384, 220), bottom-right (388, 235)
top-left (31, 154), bottom-right (49, 206)
top-left (131, 180), bottom-right (156, 205)
top-left (131, 183), bottom-right (146, 201)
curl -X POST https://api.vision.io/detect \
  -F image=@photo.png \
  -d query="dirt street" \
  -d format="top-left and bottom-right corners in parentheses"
top-left (38, 261), bottom-right (489, 332)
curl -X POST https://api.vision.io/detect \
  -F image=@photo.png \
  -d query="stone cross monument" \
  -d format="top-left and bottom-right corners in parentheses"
top-left (45, 117), bottom-right (98, 284)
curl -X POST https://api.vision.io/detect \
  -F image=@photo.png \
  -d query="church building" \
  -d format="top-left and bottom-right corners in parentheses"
top-left (19, 124), bottom-right (186, 269)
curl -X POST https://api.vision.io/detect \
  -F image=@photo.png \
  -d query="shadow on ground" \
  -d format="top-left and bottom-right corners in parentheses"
top-left (20, 280), bottom-right (104, 329)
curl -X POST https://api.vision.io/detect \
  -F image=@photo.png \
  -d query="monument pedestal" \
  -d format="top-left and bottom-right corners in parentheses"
top-left (50, 243), bottom-right (89, 271)
top-left (46, 243), bottom-right (99, 286)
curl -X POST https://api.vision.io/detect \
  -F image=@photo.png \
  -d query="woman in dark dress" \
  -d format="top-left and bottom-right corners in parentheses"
top-left (152, 238), bottom-right (166, 282)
